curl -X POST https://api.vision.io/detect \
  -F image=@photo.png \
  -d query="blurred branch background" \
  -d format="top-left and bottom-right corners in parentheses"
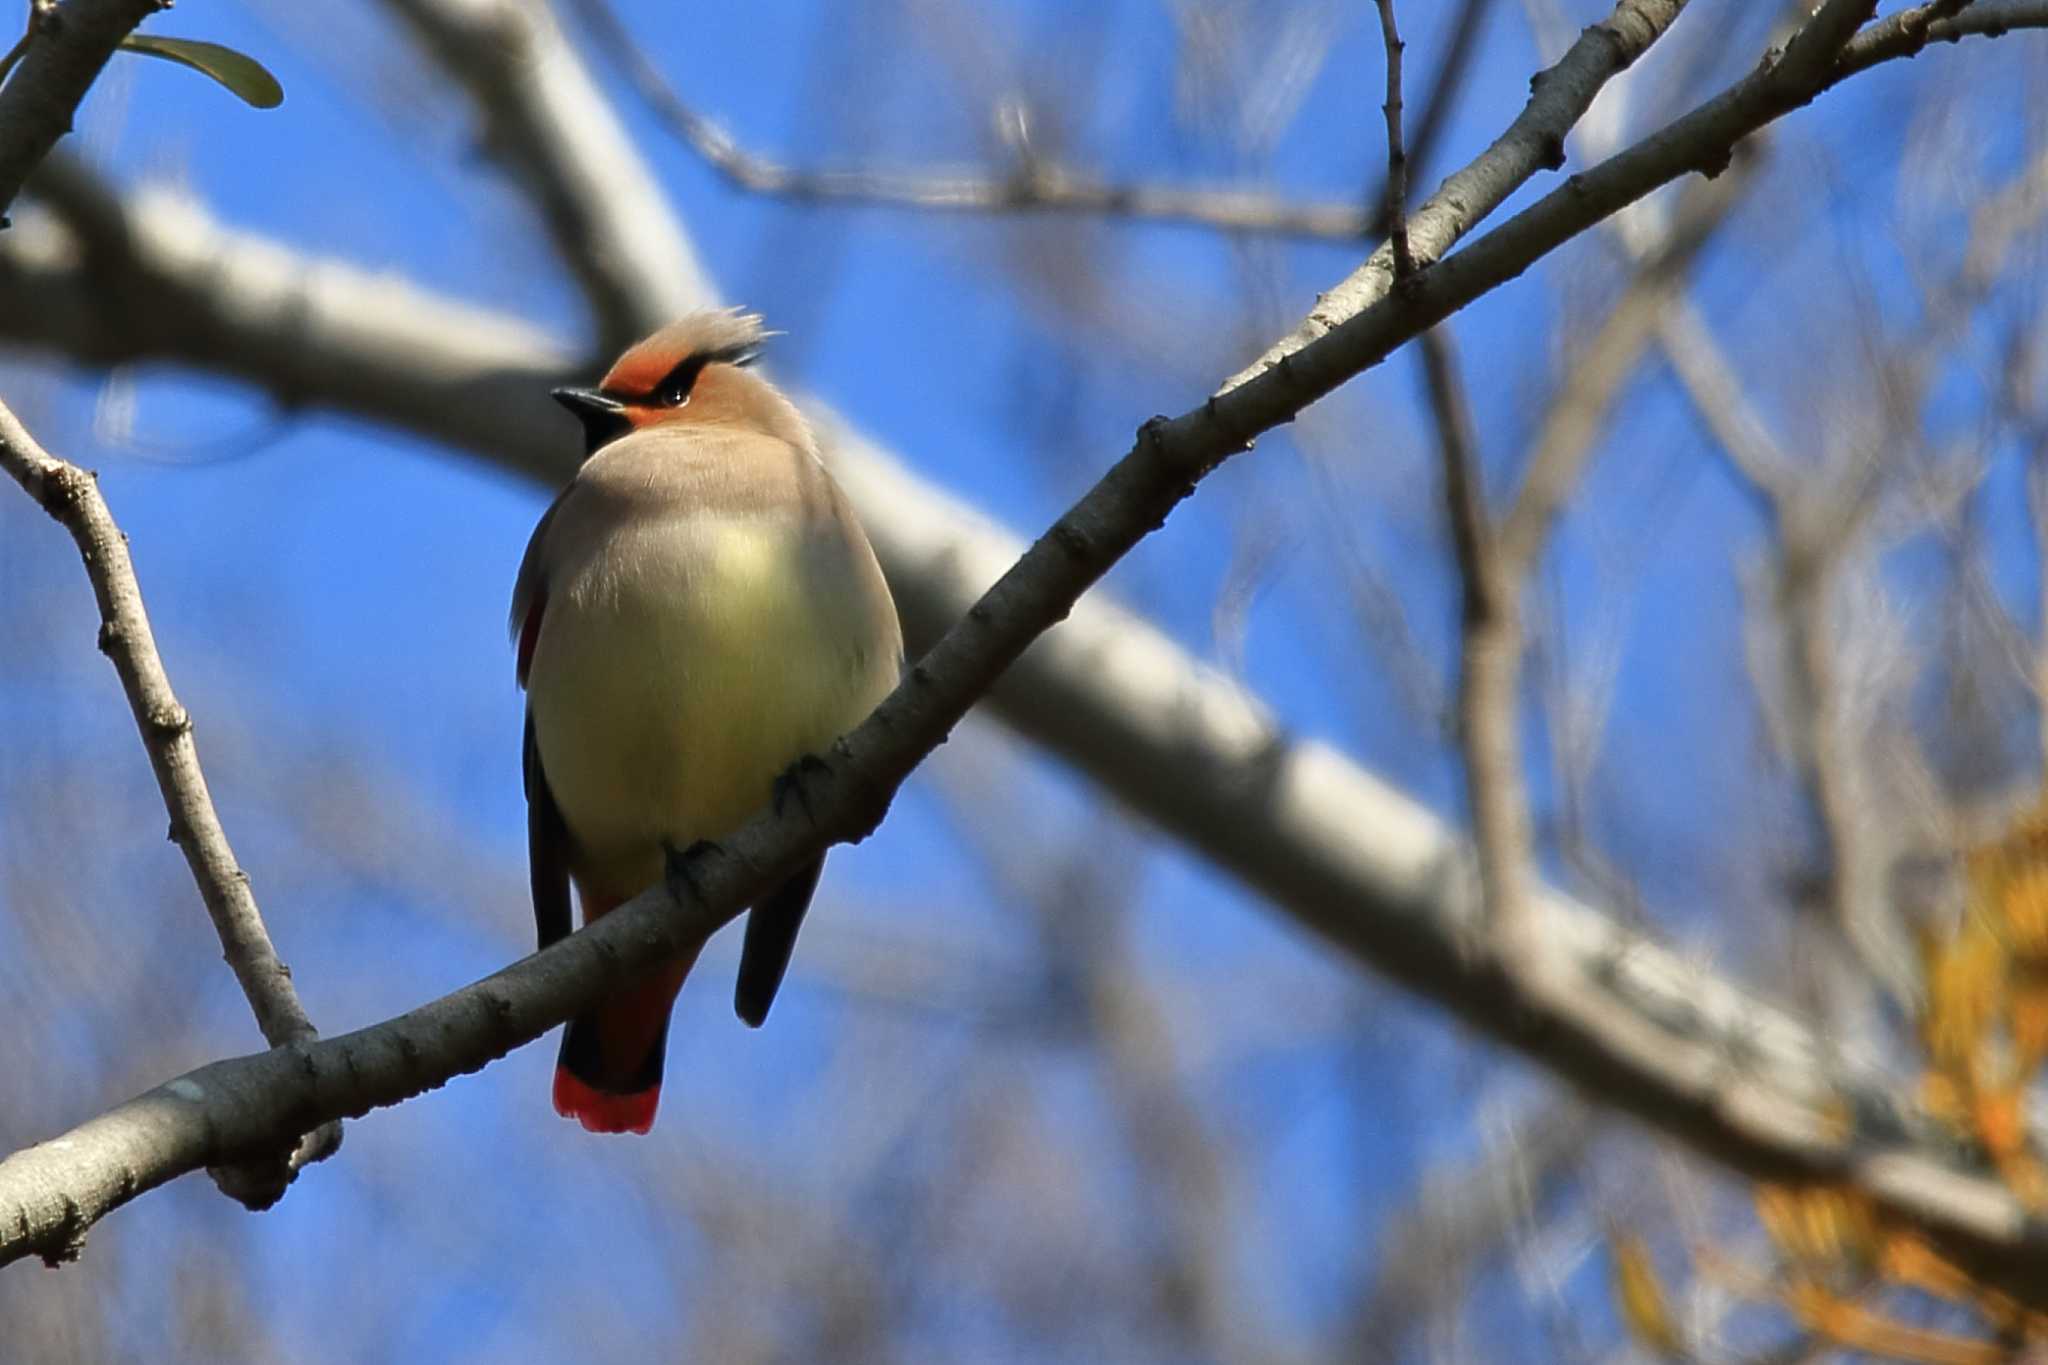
top-left (4, 0), bottom-right (2048, 1359)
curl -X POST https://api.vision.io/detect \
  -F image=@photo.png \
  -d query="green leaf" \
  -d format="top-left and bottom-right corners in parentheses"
top-left (118, 35), bottom-right (283, 109)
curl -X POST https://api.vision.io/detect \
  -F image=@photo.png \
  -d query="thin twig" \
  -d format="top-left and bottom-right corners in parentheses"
top-left (1658, 137), bottom-right (2048, 1003)
top-left (1345, 1099), bottom-right (1594, 1360)
top-left (1224, 0), bottom-right (1694, 394)
top-left (1376, 0), bottom-right (1416, 278)
top-left (1835, 0), bottom-right (2020, 76)
top-left (1427, 157), bottom-right (1755, 944)
top-left (559, 0), bottom-right (1374, 244)
top-left (2029, 442), bottom-right (2048, 776)
top-left (1418, 326), bottom-right (1532, 938)
top-left (0, 402), bottom-right (341, 1211)
top-left (1371, 0), bottom-right (1500, 228)
top-left (1498, 157), bottom-right (1758, 573)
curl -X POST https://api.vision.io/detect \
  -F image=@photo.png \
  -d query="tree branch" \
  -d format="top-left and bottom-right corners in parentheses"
top-left (1346, 1098), bottom-right (1595, 1360)
top-left (1373, 0), bottom-right (1499, 223)
top-left (0, 198), bottom-right (1565, 1263)
top-left (1835, 0), bottom-right (2022, 76)
top-left (378, 0), bottom-right (710, 346)
top-left (1431, 131), bottom-right (1755, 946)
top-left (0, 0), bottom-right (162, 221)
top-left (1375, 0), bottom-right (1415, 278)
top-left (541, 0), bottom-right (1499, 250)
top-left (0, 401), bottom-right (339, 1221)
top-left (5, 2), bottom-right (2048, 1291)
top-left (1224, 0), bottom-right (1691, 391)
top-left (559, 0), bottom-right (1378, 245)
top-left (1418, 324), bottom-right (1534, 940)
top-left (0, 410), bottom-right (313, 1048)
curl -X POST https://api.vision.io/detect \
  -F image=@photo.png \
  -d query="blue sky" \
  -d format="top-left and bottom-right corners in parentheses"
top-left (2, 0), bottom-right (2043, 1359)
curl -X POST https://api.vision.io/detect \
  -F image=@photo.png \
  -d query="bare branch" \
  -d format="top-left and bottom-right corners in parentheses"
top-left (1228, 0), bottom-right (2048, 398)
top-left (0, 190), bottom-right (1574, 1262)
top-left (0, 402), bottom-right (339, 1220)
top-left (1660, 305), bottom-right (1899, 1000)
top-left (1375, 0), bottom-right (1415, 278)
top-left (1427, 156), bottom-right (1755, 949)
top-left (1362, 0), bottom-right (1506, 243)
top-left (0, 432), bottom-right (303, 1046)
top-left (1835, 0), bottom-right (2023, 76)
top-left (1496, 158), bottom-right (1757, 575)
top-left (1346, 1099), bottom-right (1595, 1360)
top-left (1656, 300), bottom-right (1795, 501)
top-left (0, 0), bottom-right (163, 221)
top-left (1660, 133), bottom-right (2048, 1003)
top-left (1389, 0), bottom-right (1501, 196)
top-left (0, 3), bottom-right (54, 90)
top-left (1225, 0), bottom-right (1692, 391)
top-left (558, 0), bottom-right (1377, 244)
top-left (1418, 323), bottom-right (1534, 936)
top-left (378, 0), bottom-right (710, 345)
top-left (1773, 0), bottom-right (1881, 82)
top-left (5, 6), bottom-right (2048, 1286)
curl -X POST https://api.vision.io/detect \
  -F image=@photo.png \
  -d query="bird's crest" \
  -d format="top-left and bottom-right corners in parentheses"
top-left (601, 309), bottom-right (773, 397)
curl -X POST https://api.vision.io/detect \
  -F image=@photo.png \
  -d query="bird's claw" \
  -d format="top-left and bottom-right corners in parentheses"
top-left (772, 753), bottom-right (831, 825)
top-left (662, 838), bottom-right (722, 904)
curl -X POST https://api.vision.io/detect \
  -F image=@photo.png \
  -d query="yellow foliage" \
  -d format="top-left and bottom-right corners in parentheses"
top-left (2008, 969), bottom-right (2048, 1070)
top-left (1755, 1182), bottom-right (1878, 1270)
top-left (1919, 916), bottom-right (2004, 1083)
top-left (1972, 808), bottom-right (2048, 962)
top-left (1781, 1279), bottom-right (2011, 1365)
top-left (1608, 1230), bottom-right (1684, 1360)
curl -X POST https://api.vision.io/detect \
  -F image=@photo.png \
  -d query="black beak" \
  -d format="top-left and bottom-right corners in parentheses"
top-left (552, 386), bottom-right (631, 456)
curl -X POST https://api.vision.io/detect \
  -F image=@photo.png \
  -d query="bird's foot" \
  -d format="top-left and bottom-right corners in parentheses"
top-left (662, 838), bottom-right (723, 905)
top-left (772, 753), bottom-right (831, 826)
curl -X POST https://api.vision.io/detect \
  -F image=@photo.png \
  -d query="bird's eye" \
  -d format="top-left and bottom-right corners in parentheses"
top-left (650, 355), bottom-right (706, 408)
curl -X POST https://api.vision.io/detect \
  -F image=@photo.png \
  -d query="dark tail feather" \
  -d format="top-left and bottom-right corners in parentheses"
top-left (734, 855), bottom-right (826, 1027)
top-left (553, 957), bottom-right (690, 1135)
top-left (524, 710), bottom-right (572, 952)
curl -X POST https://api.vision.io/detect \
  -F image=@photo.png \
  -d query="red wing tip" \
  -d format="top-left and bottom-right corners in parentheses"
top-left (552, 1067), bottom-right (659, 1135)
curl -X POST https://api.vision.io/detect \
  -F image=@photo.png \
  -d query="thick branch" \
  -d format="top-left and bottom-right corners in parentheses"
top-left (379, 0), bottom-right (708, 345)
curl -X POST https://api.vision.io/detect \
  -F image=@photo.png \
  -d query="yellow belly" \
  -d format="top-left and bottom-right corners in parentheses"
top-left (527, 518), bottom-right (895, 904)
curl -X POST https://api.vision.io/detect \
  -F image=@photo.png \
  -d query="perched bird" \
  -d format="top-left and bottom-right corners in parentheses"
top-left (512, 310), bottom-right (902, 1134)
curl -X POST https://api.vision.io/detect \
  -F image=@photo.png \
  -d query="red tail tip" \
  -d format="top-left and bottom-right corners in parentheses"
top-left (552, 1066), bottom-right (659, 1135)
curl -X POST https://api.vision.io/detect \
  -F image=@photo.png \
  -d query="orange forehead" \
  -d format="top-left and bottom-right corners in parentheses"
top-left (601, 330), bottom-right (687, 398)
